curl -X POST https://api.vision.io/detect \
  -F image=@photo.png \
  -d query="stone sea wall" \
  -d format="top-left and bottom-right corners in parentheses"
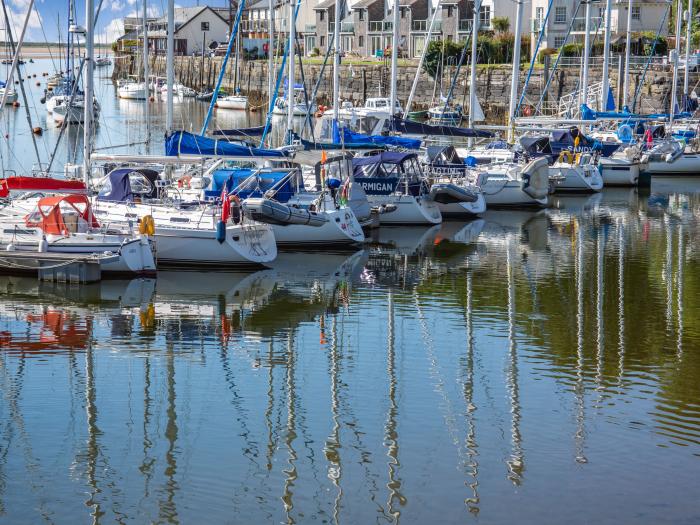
top-left (114, 54), bottom-right (687, 122)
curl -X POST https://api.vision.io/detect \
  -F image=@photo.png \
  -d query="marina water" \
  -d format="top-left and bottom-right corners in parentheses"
top-left (0, 60), bottom-right (699, 524)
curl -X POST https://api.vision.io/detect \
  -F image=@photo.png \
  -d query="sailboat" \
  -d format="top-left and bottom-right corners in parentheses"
top-left (216, 25), bottom-right (247, 110)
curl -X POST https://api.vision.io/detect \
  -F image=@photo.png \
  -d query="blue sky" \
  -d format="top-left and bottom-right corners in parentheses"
top-left (5, 0), bottom-right (231, 43)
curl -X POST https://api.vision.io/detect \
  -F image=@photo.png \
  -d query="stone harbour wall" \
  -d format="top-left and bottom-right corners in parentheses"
top-left (114, 54), bottom-right (690, 122)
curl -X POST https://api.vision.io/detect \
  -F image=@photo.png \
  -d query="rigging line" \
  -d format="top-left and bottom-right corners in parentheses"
top-left (534, 0), bottom-right (583, 114)
top-left (35, 0), bottom-right (57, 72)
top-left (631, 2), bottom-right (670, 113)
top-left (45, 58), bottom-right (87, 174)
top-left (515, 0), bottom-right (556, 116)
top-left (1, 0), bottom-right (42, 167)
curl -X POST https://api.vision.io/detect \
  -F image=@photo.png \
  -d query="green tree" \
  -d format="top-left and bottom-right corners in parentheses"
top-left (492, 16), bottom-right (510, 33)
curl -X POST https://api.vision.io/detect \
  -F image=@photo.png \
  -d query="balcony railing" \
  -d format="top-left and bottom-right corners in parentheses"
top-left (329, 21), bottom-right (355, 33)
top-left (368, 20), bottom-right (392, 32)
top-left (571, 17), bottom-right (603, 32)
top-left (241, 19), bottom-right (269, 32)
top-left (412, 19), bottom-right (442, 32)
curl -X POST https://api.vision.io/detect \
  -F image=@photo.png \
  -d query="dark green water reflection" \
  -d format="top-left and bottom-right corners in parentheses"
top-left (1, 182), bottom-right (699, 524)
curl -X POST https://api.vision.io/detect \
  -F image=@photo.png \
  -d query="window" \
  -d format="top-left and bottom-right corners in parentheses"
top-left (359, 35), bottom-right (364, 47)
top-left (554, 35), bottom-right (566, 47)
top-left (201, 21), bottom-right (210, 31)
top-left (320, 11), bottom-right (325, 21)
top-left (447, 6), bottom-right (453, 17)
top-left (479, 5), bottom-right (490, 28)
top-left (359, 9), bottom-right (364, 21)
top-left (554, 6), bottom-right (566, 23)
top-left (401, 7), bottom-right (406, 19)
top-left (320, 35), bottom-right (326, 47)
top-left (631, 5), bottom-right (640, 20)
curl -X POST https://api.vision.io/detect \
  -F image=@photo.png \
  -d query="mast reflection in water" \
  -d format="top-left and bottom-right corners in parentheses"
top-left (1, 182), bottom-right (700, 523)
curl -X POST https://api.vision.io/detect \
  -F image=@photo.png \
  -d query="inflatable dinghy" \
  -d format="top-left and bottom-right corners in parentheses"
top-left (242, 198), bottom-right (328, 227)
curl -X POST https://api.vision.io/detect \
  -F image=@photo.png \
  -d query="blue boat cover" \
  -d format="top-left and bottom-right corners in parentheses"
top-left (211, 126), bottom-right (265, 137)
top-left (207, 168), bottom-right (300, 203)
top-left (391, 117), bottom-right (494, 138)
top-left (581, 103), bottom-right (693, 121)
top-left (97, 168), bottom-right (160, 203)
top-left (341, 127), bottom-right (422, 149)
top-left (166, 131), bottom-right (286, 157)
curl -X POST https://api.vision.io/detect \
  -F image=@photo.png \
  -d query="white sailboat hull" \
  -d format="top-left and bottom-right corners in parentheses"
top-left (644, 153), bottom-right (700, 175)
top-left (91, 202), bottom-right (277, 268)
top-left (481, 179), bottom-right (549, 207)
top-left (599, 158), bottom-right (642, 186)
top-left (150, 224), bottom-right (277, 268)
top-left (436, 192), bottom-right (486, 217)
top-left (217, 96), bottom-right (248, 110)
top-left (118, 84), bottom-right (148, 100)
top-left (270, 208), bottom-right (365, 247)
top-left (366, 195), bottom-right (442, 225)
top-left (550, 164), bottom-right (603, 192)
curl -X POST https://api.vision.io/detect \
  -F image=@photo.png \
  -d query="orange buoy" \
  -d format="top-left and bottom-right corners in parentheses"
top-left (36, 82), bottom-right (40, 86)
top-left (149, 96), bottom-right (154, 101)
top-left (12, 101), bottom-right (20, 107)
top-left (214, 103), bottom-right (219, 108)
top-left (32, 127), bottom-right (42, 135)
top-left (47, 86), bottom-right (53, 91)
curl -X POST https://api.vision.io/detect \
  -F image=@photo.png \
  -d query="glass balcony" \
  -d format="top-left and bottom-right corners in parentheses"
top-left (458, 19), bottom-right (472, 32)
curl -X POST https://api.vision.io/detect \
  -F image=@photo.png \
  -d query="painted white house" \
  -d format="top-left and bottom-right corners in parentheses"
top-left (145, 6), bottom-right (230, 56)
top-left (530, 0), bottom-right (668, 56)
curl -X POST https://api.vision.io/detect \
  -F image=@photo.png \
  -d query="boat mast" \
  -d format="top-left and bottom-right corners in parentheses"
top-left (403, 0), bottom-right (441, 118)
top-left (468, 0), bottom-right (481, 143)
top-left (0, 0), bottom-right (34, 109)
top-left (507, 0), bottom-right (524, 141)
top-left (670, 0), bottom-right (682, 126)
top-left (1, 0), bottom-right (41, 167)
top-left (83, 0), bottom-right (94, 187)
top-left (581, 0), bottom-right (591, 106)
top-left (286, 0), bottom-right (295, 137)
top-left (684, 0), bottom-right (694, 107)
top-left (332, 0), bottom-right (341, 123)
top-left (142, 0), bottom-right (149, 144)
top-left (166, 0), bottom-right (174, 135)
top-left (600, 0), bottom-right (612, 110)
top-left (389, 0), bottom-right (400, 120)
top-left (622, 0), bottom-right (633, 107)
top-left (268, 0), bottom-right (274, 111)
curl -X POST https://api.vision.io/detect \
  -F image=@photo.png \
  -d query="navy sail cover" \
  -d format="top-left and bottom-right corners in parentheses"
top-left (166, 131), bottom-right (286, 157)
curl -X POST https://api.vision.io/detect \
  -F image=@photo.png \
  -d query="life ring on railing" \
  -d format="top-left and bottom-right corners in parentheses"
top-left (558, 151), bottom-right (574, 164)
top-left (523, 105), bottom-right (533, 117)
top-left (177, 174), bottom-right (192, 189)
top-left (139, 215), bottom-right (156, 236)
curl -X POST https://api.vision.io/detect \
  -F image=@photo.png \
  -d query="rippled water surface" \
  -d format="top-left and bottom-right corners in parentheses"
top-left (1, 61), bottom-right (700, 524)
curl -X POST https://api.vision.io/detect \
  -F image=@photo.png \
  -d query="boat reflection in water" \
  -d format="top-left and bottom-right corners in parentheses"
top-left (0, 179), bottom-right (699, 523)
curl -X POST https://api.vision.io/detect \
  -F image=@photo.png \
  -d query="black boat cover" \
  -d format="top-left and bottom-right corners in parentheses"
top-left (391, 117), bottom-right (494, 138)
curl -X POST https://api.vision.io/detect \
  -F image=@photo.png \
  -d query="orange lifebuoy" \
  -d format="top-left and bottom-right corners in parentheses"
top-left (523, 105), bottom-right (533, 117)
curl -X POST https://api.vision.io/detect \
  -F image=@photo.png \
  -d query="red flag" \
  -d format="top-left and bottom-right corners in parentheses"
top-left (220, 185), bottom-right (230, 223)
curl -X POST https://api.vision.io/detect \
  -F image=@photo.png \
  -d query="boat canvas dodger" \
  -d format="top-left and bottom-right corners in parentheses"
top-left (93, 168), bottom-right (277, 269)
top-left (0, 194), bottom-right (155, 276)
top-left (211, 166), bottom-right (364, 248)
top-left (352, 152), bottom-right (442, 225)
